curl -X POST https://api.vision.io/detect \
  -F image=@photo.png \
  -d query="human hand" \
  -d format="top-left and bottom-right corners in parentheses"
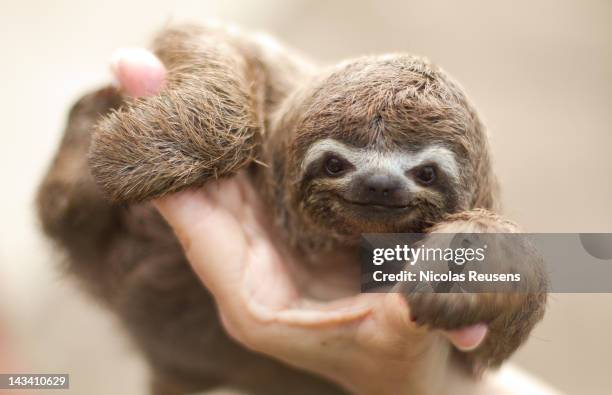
top-left (110, 48), bottom-right (488, 395)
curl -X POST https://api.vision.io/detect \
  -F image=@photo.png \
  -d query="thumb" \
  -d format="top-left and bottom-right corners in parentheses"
top-left (443, 323), bottom-right (488, 351)
top-left (110, 47), bottom-right (166, 97)
top-left (152, 186), bottom-right (249, 299)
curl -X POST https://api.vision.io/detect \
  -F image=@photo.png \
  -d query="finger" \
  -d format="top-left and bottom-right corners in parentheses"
top-left (443, 323), bottom-right (488, 351)
top-left (154, 181), bottom-right (303, 314)
top-left (153, 184), bottom-right (249, 299)
top-left (110, 47), bottom-right (166, 97)
top-left (377, 293), bottom-right (429, 347)
top-left (153, 183), bottom-right (300, 355)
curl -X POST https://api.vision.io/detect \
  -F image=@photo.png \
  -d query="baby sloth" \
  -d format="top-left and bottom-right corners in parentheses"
top-left (38, 24), bottom-right (547, 395)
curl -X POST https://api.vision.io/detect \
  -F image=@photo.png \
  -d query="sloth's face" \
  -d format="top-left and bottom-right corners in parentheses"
top-left (296, 138), bottom-right (462, 236)
top-left (276, 55), bottom-right (487, 239)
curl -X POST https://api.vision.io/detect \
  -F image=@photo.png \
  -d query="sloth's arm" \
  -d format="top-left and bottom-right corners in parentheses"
top-left (403, 209), bottom-right (548, 373)
top-left (37, 87), bottom-right (124, 257)
top-left (90, 25), bottom-right (308, 203)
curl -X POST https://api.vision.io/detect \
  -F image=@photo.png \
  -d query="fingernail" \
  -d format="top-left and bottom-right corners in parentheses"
top-left (109, 48), bottom-right (166, 96)
top-left (447, 323), bottom-right (488, 351)
top-left (109, 48), bottom-right (127, 77)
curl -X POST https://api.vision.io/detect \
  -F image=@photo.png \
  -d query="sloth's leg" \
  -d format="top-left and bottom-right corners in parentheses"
top-left (37, 86), bottom-right (123, 258)
top-left (89, 25), bottom-right (265, 203)
top-left (402, 209), bottom-right (548, 373)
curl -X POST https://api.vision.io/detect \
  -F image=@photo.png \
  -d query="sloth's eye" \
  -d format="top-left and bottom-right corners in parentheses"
top-left (414, 165), bottom-right (437, 185)
top-left (324, 156), bottom-right (346, 176)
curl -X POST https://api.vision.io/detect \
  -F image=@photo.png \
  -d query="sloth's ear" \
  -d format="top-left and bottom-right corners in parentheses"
top-left (89, 85), bottom-right (261, 203)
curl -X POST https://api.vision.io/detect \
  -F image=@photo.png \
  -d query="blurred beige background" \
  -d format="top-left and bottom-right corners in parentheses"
top-left (0, 0), bottom-right (610, 394)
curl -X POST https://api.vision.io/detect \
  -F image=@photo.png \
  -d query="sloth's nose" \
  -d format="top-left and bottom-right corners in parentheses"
top-left (359, 174), bottom-right (410, 207)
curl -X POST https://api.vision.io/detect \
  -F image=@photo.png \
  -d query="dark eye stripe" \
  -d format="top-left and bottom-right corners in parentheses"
top-left (415, 165), bottom-right (436, 185)
top-left (302, 152), bottom-right (354, 183)
top-left (325, 156), bottom-right (347, 176)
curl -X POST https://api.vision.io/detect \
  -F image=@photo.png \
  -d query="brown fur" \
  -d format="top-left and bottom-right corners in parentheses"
top-left (37, 23), bottom-right (546, 394)
top-left (409, 209), bottom-right (548, 372)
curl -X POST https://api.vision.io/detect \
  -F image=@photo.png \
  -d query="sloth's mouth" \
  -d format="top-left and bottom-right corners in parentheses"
top-left (338, 196), bottom-right (414, 226)
top-left (336, 195), bottom-right (412, 211)
top-left (324, 194), bottom-right (419, 233)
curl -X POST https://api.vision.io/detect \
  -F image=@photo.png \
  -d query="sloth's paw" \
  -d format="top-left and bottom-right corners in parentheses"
top-left (399, 209), bottom-right (548, 370)
top-left (89, 89), bottom-right (258, 203)
top-left (405, 290), bottom-right (546, 370)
